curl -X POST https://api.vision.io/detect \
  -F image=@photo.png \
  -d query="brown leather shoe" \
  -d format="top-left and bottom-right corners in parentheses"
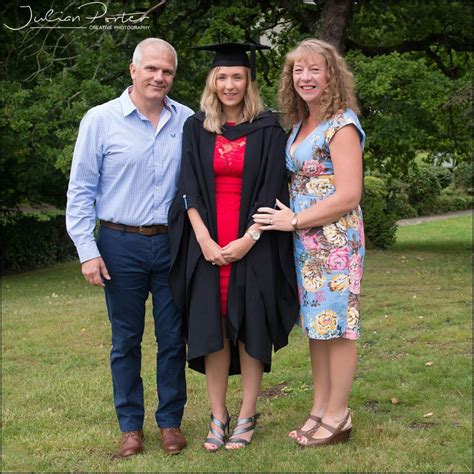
top-left (160, 427), bottom-right (187, 454)
top-left (116, 430), bottom-right (144, 459)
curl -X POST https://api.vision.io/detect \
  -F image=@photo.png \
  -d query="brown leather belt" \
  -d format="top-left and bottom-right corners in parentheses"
top-left (100, 220), bottom-right (168, 236)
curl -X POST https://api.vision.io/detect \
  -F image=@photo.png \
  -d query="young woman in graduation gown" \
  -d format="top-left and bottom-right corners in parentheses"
top-left (168, 43), bottom-right (298, 450)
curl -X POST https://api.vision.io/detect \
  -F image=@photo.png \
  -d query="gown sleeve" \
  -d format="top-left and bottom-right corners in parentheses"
top-left (245, 123), bottom-right (299, 349)
top-left (246, 124), bottom-right (290, 226)
top-left (168, 117), bottom-right (206, 318)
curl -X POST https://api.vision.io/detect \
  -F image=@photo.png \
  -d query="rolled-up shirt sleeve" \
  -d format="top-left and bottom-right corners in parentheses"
top-left (66, 109), bottom-right (104, 263)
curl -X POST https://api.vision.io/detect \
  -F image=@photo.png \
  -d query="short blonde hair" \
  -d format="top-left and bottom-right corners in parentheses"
top-left (200, 67), bottom-right (264, 134)
top-left (279, 39), bottom-right (359, 125)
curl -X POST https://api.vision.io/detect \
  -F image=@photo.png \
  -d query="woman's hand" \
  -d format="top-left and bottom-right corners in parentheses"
top-left (221, 237), bottom-right (253, 263)
top-left (199, 236), bottom-right (228, 266)
top-left (252, 199), bottom-right (294, 231)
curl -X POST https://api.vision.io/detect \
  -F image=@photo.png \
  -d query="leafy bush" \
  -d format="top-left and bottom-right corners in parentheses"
top-left (386, 179), bottom-right (417, 219)
top-left (435, 187), bottom-right (473, 213)
top-left (431, 166), bottom-right (453, 189)
top-left (454, 162), bottom-right (473, 192)
top-left (1, 210), bottom-right (77, 274)
top-left (407, 164), bottom-right (442, 215)
top-left (436, 195), bottom-right (471, 213)
top-left (361, 176), bottom-right (398, 249)
top-left (440, 186), bottom-right (470, 198)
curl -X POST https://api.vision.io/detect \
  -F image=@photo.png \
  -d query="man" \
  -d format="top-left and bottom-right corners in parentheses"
top-left (66, 38), bottom-right (193, 458)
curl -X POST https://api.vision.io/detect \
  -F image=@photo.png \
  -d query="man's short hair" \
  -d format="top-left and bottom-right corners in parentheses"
top-left (132, 38), bottom-right (178, 70)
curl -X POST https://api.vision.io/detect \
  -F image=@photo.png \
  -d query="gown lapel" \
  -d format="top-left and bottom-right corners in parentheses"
top-left (200, 129), bottom-right (218, 238)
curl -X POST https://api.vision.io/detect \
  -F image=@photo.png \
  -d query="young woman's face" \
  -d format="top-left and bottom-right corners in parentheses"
top-left (292, 54), bottom-right (328, 106)
top-left (215, 66), bottom-right (248, 109)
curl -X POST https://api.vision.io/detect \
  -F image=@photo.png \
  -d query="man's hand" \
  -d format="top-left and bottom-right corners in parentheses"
top-left (82, 257), bottom-right (111, 287)
top-left (221, 237), bottom-right (253, 263)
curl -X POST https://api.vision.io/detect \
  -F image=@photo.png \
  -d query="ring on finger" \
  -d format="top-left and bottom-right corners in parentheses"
top-left (212, 262), bottom-right (216, 265)
top-left (270, 219), bottom-right (273, 225)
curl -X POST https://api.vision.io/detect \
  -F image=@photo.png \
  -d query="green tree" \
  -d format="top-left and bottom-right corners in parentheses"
top-left (1, 0), bottom-right (472, 210)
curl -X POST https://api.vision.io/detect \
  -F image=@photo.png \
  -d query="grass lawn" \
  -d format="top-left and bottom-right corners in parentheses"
top-left (1, 215), bottom-right (472, 472)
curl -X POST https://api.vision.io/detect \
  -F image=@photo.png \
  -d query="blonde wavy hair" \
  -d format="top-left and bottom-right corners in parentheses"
top-left (200, 67), bottom-right (264, 134)
top-left (279, 39), bottom-right (359, 126)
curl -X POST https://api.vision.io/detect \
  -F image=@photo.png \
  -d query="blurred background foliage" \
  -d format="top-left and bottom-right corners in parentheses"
top-left (0, 0), bottom-right (472, 261)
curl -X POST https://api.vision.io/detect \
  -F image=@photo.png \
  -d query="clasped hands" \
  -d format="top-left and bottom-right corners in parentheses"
top-left (201, 199), bottom-right (294, 266)
top-left (200, 235), bottom-right (252, 267)
top-left (252, 199), bottom-right (294, 231)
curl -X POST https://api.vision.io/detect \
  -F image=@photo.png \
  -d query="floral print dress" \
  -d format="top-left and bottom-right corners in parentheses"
top-left (286, 109), bottom-right (366, 340)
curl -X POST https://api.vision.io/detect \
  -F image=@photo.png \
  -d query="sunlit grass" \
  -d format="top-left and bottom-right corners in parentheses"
top-left (1, 215), bottom-right (471, 472)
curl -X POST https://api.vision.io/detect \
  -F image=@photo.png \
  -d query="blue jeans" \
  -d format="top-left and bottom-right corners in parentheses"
top-left (97, 226), bottom-right (186, 432)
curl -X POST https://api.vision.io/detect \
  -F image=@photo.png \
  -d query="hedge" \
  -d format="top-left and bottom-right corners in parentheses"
top-left (1, 210), bottom-right (77, 274)
top-left (454, 162), bottom-right (473, 192)
top-left (436, 188), bottom-right (473, 213)
top-left (361, 176), bottom-right (398, 249)
top-left (407, 163), bottom-right (442, 216)
top-left (387, 179), bottom-right (417, 219)
top-left (3, 166), bottom-right (470, 273)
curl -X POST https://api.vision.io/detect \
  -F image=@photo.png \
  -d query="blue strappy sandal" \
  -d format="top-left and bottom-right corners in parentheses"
top-left (225, 414), bottom-right (259, 449)
top-left (204, 410), bottom-right (231, 452)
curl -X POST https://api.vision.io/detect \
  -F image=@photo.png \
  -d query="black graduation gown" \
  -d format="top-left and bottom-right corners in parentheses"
top-left (168, 110), bottom-right (299, 375)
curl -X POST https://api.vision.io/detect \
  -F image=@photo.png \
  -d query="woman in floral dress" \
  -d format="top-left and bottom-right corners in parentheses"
top-left (253, 39), bottom-right (365, 447)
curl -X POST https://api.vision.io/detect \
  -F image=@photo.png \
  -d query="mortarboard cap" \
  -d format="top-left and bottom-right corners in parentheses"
top-left (194, 42), bottom-right (270, 80)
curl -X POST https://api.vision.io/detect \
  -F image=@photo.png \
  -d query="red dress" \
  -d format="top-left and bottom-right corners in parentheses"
top-left (213, 126), bottom-right (246, 316)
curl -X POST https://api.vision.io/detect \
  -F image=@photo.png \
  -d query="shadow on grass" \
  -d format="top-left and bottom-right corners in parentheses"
top-left (393, 240), bottom-right (471, 253)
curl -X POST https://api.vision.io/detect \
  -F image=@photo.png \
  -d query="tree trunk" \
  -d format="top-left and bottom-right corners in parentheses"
top-left (319, 0), bottom-right (354, 53)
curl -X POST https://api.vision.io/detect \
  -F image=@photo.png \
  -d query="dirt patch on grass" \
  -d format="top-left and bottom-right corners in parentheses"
top-left (362, 400), bottom-right (391, 413)
top-left (409, 422), bottom-right (436, 429)
top-left (260, 382), bottom-right (287, 399)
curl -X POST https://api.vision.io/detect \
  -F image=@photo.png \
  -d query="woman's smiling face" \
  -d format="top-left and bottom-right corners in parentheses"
top-left (292, 54), bottom-right (328, 107)
top-left (215, 66), bottom-right (248, 110)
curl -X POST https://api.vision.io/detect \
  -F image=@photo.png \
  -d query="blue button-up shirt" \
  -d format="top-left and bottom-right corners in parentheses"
top-left (66, 87), bottom-right (193, 263)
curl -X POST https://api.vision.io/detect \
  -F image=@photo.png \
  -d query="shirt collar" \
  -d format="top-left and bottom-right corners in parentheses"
top-left (120, 86), bottom-right (177, 117)
top-left (163, 96), bottom-right (177, 113)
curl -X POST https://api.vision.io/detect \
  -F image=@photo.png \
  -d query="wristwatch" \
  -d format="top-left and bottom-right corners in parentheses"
top-left (291, 213), bottom-right (299, 230)
top-left (246, 229), bottom-right (261, 241)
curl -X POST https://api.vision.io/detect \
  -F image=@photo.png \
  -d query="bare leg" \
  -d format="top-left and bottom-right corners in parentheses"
top-left (311, 339), bottom-right (331, 417)
top-left (203, 336), bottom-right (231, 450)
top-left (225, 342), bottom-right (264, 449)
top-left (289, 339), bottom-right (330, 436)
top-left (302, 338), bottom-right (356, 442)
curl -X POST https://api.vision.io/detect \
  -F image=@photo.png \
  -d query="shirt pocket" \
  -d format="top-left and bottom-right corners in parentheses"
top-left (159, 130), bottom-right (183, 174)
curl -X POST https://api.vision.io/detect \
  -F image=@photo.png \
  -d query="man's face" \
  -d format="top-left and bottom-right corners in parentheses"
top-left (129, 45), bottom-right (176, 102)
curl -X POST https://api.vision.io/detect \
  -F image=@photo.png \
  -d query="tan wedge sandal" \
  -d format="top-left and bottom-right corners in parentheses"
top-left (297, 409), bottom-right (352, 447)
top-left (288, 414), bottom-right (322, 439)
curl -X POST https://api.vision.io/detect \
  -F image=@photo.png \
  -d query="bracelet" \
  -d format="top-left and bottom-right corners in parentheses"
top-left (291, 213), bottom-right (299, 230)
